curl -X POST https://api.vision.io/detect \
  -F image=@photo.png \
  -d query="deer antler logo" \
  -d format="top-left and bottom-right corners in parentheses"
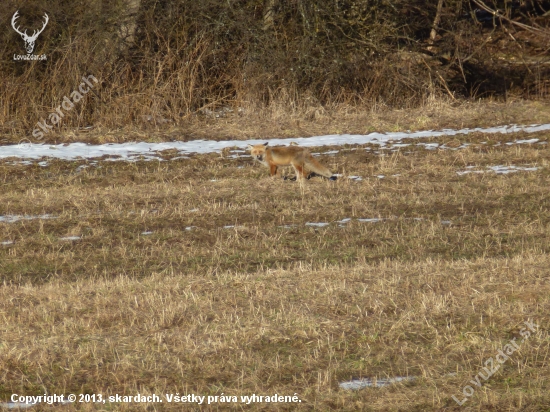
top-left (11, 11), bottom-right (49, 54)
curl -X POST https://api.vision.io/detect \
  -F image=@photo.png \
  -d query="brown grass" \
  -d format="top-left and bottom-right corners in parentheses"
top-left (3, 99), bottom-right (550, 146)
top-left (1, 130), bottom-right (550, 410)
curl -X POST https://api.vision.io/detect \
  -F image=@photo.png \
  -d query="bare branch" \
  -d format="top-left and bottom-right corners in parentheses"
top-left (472, 0), bottom-right (550, 37)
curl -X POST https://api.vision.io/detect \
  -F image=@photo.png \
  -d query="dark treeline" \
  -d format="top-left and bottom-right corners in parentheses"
top-left (0, 0), bottom-right (549, 131)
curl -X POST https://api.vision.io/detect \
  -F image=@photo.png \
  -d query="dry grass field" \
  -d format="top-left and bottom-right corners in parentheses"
top-left (1, 128), bottom-right (550, 410)
top-left (4, 99), bottom-right (550, 147)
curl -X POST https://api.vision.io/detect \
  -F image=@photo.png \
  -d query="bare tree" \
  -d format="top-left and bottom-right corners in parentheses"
top-left (428, 0), bottom-right (445, 49)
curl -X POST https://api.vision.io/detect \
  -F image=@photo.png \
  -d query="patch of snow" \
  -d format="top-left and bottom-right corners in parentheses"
top-left (339, 376), bottom-right (416, 390)
top-left (0, 400), bottom-right (71, 409)
top-left (506, 138), bottom-right (539, 145)
top-left (357, 218), bottom-right (383, 223)
top-left (1, 123), bottom-right (549, 162)
top-left (337, 218), bottom-right (352, 224)
top-left (141, 231), bottom-right (153, 235)
top-left (0, 214), bottom-right (56, 223)
top-left (0, 402), bottom-right (39, 410)
top-left (1, 241), bottom-right (14, 245)
top-left (457, 165), bottom-right (540, 175)
top-left (305, 222), bottom-right (330, 228)
top-left (490, 165), bottom-right (539, 174)
top-left (228, 154), bottom-right (251, 159)
top-left (417, 142), bottom-right (439, 150)
top-left (456, 170), bottom-right (485, 176)
top-left (59, 236), bottom-right (81, 241)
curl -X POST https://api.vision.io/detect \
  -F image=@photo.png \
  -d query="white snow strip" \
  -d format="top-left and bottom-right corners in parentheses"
top-left (1, 241), bottom-right (14, 245)
top-left (417, 142), bottom-right (439, 150)
top-left (456, 170), bottom-right (485, 176)
top-left (0, 402), bottom-right (38, 410)
top-left (0, 400), bottom-right (71, 409)
top-left (305, 222), bottom-right (330, 228)
top-left (59, 236), bottom-right (81, 241)
top-left (0, 214), bottom-right (56, 223)
top-left (141, 231), bottom-right (153, 235)
top-left (337, 218), bottom-right (352, 224)
top-left (357, 218), bottom-right (384, 223)
top-left (506, 138), bottom-right (539, 145)
top-left (339, 376), bottom-right (416, 390)
top-left (457, 165), bottom-right (540, 175)
top-left (1, 123), bottom-right (549, 161)
top-left (490, 165), bottom-right (539, 174)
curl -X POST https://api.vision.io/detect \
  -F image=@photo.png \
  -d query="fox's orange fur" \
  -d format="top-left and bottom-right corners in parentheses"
top-left (247, 143), bottom-right (336, 180)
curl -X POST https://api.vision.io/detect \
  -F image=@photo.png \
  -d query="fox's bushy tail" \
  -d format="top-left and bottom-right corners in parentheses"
top-left (304, 155), bottom-right (335, 179)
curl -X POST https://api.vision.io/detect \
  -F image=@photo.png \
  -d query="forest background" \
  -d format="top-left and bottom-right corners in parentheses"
top-left (0, 0), bottom-right (549, 142)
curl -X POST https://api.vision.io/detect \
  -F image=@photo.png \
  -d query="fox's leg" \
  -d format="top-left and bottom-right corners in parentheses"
top-left (269, 164), bottom-right (278, 176)
top-left (292, 162), bottom-right (306, 179)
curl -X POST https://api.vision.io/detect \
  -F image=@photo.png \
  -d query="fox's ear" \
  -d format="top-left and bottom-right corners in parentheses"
top-left (246, 144), bottom-right (253, 150)
top-left (263, 142), bottom-right (269, 146)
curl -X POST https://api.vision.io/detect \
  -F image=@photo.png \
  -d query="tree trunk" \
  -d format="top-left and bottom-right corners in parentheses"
top-left (429, 0), bottom-right (445, 47)
top-left (263, 0), bottom-right (278, 31)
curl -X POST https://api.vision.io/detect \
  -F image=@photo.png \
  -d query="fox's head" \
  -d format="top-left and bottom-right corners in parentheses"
top-left (247, 142), bottom-right (269, 163)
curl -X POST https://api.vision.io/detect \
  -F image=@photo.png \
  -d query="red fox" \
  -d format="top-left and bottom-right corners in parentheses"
top-left (247, 143), bottom-right (337, 180)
